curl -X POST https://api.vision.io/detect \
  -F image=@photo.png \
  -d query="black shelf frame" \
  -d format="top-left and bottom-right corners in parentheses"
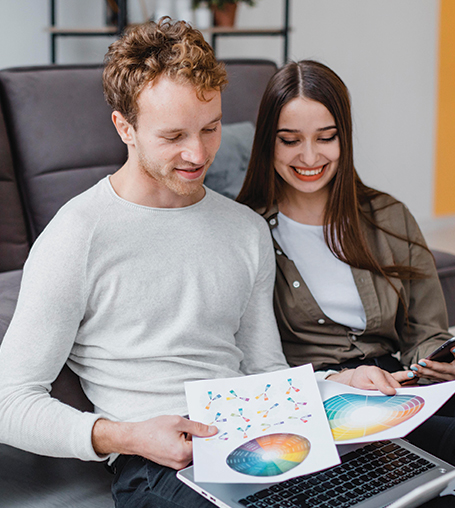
top-left (49, 0), bottom-right (127, 64)
top-left (48, 0), bottom-right (290, 65)
top-left (209, 0), bottom-right (290, 64)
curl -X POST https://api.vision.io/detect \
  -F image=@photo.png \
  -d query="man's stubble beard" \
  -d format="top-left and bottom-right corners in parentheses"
top-left (137, 151), bottom-right (209, 198)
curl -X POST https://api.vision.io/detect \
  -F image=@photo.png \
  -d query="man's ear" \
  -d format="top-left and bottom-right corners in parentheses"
top-left (112, 111), bottom-right (135, 146)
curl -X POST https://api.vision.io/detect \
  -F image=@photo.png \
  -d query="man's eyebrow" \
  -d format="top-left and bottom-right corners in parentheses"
top-left (277, 125), bottom-right (337, 134)
top-left (210, 114), bottom-right (223, 124)
top-left (157, 114), bottom-right (223, 135)
top-left (205, 114), bottom-right (223, 127)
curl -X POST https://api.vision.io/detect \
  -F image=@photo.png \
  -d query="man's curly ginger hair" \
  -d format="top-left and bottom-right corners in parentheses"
top-left (103, 17), bottom-right (228, 128)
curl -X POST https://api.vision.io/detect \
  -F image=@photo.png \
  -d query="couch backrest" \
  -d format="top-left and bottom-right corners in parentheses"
top-left (0, 65), bottom-right (128, 242)
top-left (0, 107), bottom-right (29, 271)
top-left (222, 59), bottom-right (277, 125)
top-left (0, 60), bottom-right (277, 244)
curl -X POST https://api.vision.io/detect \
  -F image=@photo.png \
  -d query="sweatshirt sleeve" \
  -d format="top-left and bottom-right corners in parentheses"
top-left (0, 209), bottom-right (103, 461)
top-left (236, 217), bottom-right (290, 375)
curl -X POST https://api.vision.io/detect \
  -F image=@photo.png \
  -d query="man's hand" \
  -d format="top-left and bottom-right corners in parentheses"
top-left (92, 415), bottom-right (218, 470)
top-left (327, 365), bottom-right (416, 395)
top-left (409, 351), bottom-right (455, 383)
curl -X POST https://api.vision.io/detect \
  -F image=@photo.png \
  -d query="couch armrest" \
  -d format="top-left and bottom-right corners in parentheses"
top-left (432, 249), bottom-right (455, 328)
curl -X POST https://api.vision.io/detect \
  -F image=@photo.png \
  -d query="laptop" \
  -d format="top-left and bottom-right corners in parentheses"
top-left (177, 438), bottom-right (455, 508)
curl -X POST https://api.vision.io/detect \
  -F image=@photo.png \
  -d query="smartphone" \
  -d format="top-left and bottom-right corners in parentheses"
top-left (426, 337), bottom-right (455, 362)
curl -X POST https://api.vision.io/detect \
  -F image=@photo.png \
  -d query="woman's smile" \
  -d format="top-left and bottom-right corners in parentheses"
top-left (292, 164), bottom-right (327, 181)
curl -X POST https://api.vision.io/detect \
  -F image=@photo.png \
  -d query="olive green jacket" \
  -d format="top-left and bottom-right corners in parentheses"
top-left (262, 194), bottom-right (452, 370)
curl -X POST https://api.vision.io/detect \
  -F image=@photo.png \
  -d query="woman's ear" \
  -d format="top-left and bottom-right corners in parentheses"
top-left (112, 111), bottom-right (135, 146)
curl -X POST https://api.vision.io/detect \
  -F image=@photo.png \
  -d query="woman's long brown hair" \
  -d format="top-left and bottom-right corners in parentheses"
top-left (236, 60), bottom-right (427, 281)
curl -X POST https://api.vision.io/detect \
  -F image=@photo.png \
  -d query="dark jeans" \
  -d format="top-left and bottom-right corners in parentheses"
top-left (111, 455), bottom-right (214, 508)
top-left (324, 354), bottom-right (455, 465)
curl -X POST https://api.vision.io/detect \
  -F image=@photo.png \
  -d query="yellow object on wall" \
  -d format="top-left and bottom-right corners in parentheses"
top-left (435, 0), bottom-right (455, 216)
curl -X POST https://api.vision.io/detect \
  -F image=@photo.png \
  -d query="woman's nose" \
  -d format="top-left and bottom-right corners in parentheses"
top-left (298, 143), bottom-right (320, 167)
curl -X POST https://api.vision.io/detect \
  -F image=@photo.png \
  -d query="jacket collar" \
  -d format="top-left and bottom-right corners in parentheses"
top-left (261, 204), bottom-right (279, 231)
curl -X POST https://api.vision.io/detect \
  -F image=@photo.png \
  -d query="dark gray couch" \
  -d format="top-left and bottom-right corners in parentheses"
top-left (1, 60), bottom-right (455, 507)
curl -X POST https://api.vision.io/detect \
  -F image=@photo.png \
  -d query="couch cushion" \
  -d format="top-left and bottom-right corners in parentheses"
top-left (0, 107), bottom-right (29, 271)
top-left (0, 444), bottom-right (113, 507)
top-left (204, 121), bottom-right (254, 199)
top-left (0, 65), bottom-right (128, 241)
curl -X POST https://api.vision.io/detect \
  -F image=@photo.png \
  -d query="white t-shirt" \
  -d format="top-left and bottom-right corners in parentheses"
top-left (272, 212), bottom-right (366, 331)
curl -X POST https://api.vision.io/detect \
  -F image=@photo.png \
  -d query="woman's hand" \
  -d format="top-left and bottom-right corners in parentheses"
top-left (409, 350), bottom-right (455, 382)
top-left (327, 365), bottom-right (416, 395)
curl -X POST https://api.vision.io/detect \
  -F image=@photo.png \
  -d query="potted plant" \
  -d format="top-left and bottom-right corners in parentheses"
top-left (192, 0), bottom-right (257, 27)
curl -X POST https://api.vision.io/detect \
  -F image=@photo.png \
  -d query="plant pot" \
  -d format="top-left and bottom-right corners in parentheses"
top-left (105, 0), bottom-right (119, 27)
top-left (212, 2), bottom-right (238, 27)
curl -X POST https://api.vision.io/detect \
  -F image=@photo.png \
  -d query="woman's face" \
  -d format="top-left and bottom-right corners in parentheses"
top-left (274, 97), bottom-right (340, 201)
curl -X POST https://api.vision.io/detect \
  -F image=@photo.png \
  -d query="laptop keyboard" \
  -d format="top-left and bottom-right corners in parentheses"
top-left (238, 440), bottom-right (437, 508)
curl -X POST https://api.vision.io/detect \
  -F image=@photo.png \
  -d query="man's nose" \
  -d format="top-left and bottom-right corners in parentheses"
top-left (181, 136), bottom-right (207, 165)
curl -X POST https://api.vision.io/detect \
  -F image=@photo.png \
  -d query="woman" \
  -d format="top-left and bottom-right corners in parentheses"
top-left (237, 59), bottom-right (455, 462)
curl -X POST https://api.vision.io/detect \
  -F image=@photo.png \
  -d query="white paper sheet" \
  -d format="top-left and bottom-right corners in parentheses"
top-left (318, 379), bottom-right (455, 444)
top-left (185, 364), bottom-right (340, 483)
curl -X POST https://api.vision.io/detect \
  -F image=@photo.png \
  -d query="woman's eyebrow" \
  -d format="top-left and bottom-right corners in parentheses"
top-left (318, 125), bottom-right (337, 132)
top-left (276, 128), bottom-right (299, 133)
top-left (277, 125), bottom-right (337, 134)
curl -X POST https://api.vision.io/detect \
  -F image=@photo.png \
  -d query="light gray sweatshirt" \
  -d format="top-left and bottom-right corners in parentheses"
top-left (0, 177), bottom-right (289, 460)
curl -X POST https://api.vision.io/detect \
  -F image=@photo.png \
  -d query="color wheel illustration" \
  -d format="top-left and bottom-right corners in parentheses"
top-left (226, 433), bottom-right (310, 477)
top-left (324, 393), bottom-right (425, 441)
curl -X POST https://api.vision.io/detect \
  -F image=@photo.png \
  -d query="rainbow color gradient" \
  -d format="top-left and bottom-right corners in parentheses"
top-left (324, 393), bottom-right (425, 441)
top-left (226, 433), bottom-right (310, 477)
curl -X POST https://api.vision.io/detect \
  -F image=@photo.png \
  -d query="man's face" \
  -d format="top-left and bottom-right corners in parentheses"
top-left (130, 76), bottom-right (222, 206)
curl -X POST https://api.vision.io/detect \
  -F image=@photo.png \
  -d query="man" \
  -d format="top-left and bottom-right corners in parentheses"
top-left (0, 18), bottom-right (289, 507)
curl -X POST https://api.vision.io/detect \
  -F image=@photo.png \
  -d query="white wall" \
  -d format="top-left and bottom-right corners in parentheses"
top-left (0, 0), bottom-right (49, 68)
top-left (0, 0), bottom-right (443, 229)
